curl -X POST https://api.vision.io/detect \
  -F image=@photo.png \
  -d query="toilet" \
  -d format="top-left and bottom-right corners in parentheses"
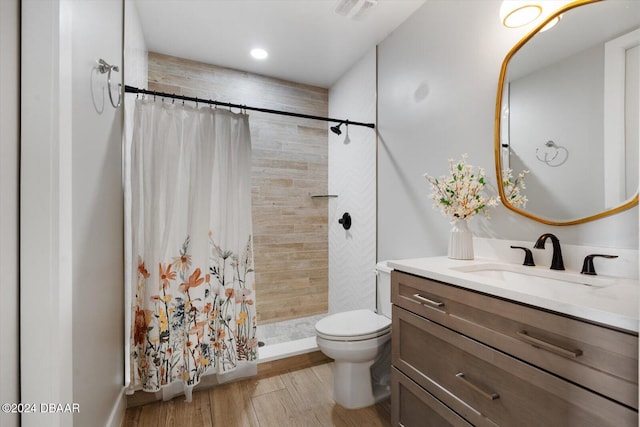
top-left (315, 261), bottom-right (393, 409)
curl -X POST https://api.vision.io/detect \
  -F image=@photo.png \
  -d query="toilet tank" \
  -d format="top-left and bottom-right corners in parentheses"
top-left (376, 261), bottom-right (393, 319)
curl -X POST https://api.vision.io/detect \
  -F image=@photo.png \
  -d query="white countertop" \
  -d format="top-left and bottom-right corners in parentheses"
top-left (388, 256), bottom-right (639, 333)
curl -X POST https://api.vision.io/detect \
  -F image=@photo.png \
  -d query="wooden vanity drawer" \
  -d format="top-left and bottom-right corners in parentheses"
top-left (392, 270), bottom-right (639, 409)
top-left (391, 367), bottom-right (472, 427)
top-left (392, 306), bottom-right (637, 427)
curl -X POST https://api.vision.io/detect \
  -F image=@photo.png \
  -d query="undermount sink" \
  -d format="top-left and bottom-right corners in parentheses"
top-left (450, 263), bottom-right (614, 288)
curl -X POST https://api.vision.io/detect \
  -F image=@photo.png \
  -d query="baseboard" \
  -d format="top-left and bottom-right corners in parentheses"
top-left (106, 387), bottom-right (127, 427)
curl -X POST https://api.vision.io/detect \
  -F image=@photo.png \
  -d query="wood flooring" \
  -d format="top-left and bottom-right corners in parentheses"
top-left (123, 362), bottom-right (391, 427)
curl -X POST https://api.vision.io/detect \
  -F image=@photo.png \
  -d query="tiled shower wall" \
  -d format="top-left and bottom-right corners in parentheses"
top-left (147, 52), bottom-right (329, 324)
top-left (328, 49), bottom-right (378, 314)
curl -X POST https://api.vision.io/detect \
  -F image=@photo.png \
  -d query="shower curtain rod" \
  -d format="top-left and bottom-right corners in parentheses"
top-left (124, 85), bottom-right (376, 129)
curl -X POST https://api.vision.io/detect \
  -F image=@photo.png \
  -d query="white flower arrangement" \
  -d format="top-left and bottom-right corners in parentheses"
top-left (424, 154), bottom-right (498, 221)
top-left (501, 168), bottom-right (529, 208)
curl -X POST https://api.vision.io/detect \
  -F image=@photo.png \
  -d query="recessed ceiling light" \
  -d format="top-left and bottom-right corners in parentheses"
top-left (539, 14), bottom-right (561, 32)
top-left (250, 48), bottom-right (268, 60)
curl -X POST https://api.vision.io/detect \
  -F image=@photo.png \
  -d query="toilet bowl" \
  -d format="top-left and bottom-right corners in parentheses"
top-left (315, 262), bottom-right (393, 409)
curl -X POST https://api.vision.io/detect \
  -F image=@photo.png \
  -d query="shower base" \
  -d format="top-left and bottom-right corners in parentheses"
top-left (258, 313), bottom-right (327, 362)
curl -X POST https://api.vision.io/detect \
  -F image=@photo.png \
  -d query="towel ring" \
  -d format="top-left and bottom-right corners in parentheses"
top-left (97, 58), bottom-right (121, 108)
top-left (536, 140), bottom-right (568, 167)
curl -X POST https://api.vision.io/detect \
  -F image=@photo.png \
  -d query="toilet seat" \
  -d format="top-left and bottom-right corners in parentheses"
top-left (315, 309), bottom-right (391, 342)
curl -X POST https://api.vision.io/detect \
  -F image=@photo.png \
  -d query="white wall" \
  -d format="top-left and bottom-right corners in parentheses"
top-left (0, 1), bottom-right (20, 426)
top-left (328, 48), bottom-right (377, 313)
top-left (378, 0), bottom-right (638, 262)
top-left (124, 0), bottom-right (148, 129)
top-left (21, 1), bottom-right (124, 426)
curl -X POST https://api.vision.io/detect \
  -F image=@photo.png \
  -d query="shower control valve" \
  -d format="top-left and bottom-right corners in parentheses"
top-left (338, 212), bottom-right (352, 230)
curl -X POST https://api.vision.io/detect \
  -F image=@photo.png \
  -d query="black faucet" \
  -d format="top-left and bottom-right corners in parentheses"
top-left (533, 233), bottom-right (565, 270)
top-left (510, 246), bottom-right (535, 266)
top-left (581, 254), bottom-right (618, 275)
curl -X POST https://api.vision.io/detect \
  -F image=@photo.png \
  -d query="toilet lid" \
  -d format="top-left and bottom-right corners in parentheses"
top-left (315, 309), bottom-right (391, 341)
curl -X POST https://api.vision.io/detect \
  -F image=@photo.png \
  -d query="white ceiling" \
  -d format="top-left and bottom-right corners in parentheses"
top-left (132, 0), bottom-right (426, 88)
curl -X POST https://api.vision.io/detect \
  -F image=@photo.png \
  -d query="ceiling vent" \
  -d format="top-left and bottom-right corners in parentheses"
top-left (334, 0), bottom-right (378, 20)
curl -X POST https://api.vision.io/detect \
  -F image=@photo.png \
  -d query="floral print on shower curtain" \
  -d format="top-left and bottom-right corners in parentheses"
top-left (129, 99), bottom-right (257, 392)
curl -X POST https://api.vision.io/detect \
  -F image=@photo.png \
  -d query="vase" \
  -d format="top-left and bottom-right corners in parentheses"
top-left (448, 219), bottom-right (474, 260)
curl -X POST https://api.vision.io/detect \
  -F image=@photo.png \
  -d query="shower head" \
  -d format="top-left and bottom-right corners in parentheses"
top-left (330, 123), bottom-right (343, 135)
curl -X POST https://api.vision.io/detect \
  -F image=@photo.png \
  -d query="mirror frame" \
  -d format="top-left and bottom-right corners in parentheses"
top-left (494, 0), bottom-right (639, 226)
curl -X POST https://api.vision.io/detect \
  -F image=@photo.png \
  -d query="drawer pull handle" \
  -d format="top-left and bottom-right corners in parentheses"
top-left (456, 372), bottom-right (500, 401)
top-left (412, 293), bottom-right (444, 307)
top-left (517, 331), bottom-right (583, 358)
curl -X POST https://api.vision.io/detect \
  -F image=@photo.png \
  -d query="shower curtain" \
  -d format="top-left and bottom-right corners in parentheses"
top-left (128, 99), bottom-right (257, 399)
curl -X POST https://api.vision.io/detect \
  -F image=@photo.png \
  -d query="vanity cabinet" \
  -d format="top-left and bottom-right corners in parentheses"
top-left (391, 270), bottom-right (638, 427)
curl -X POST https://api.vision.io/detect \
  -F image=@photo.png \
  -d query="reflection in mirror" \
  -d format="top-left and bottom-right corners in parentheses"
top-left (496, 0), bottom-right (639, 225)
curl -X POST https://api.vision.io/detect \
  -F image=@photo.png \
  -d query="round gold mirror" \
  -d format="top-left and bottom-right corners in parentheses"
top-left (495, 0), bottom-right (639, 225)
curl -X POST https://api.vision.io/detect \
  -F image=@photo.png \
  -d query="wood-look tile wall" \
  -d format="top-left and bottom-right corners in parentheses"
top-left (147, 52), bottom-right (329, 324)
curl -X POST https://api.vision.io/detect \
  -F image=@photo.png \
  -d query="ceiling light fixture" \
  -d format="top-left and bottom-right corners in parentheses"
top-left (499, 1), bottom-right (542, 28)
top-left (250, 48), bottom-right (268, 60)
top-left (539, 14), bottom-right (561, 32)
